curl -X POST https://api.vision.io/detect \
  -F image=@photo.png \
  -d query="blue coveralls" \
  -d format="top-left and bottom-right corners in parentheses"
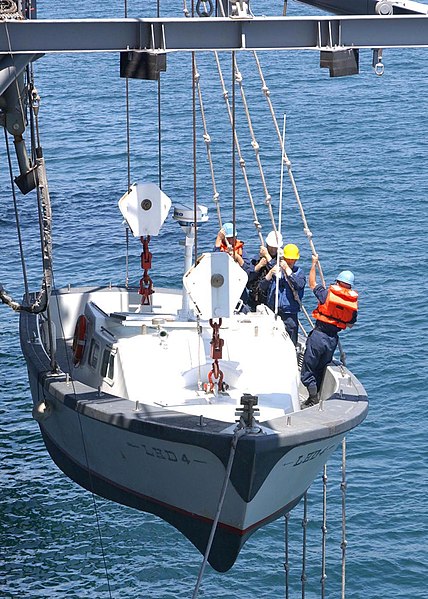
top-left (300, 284), bottom-right (357, 397)
top-left (246, 255), bottom-right (277, 311)
top-left (259, 265), bottom-right (306, 346)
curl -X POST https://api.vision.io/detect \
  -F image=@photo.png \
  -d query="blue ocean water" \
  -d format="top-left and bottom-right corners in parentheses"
top-left (1, 1), bottom-right (428, 597)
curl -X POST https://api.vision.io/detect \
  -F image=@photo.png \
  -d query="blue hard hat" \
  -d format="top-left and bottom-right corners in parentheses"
top-left (336, 270), bottom-right (355, 287)
top-left (222, 222), bottom-right (236, 238)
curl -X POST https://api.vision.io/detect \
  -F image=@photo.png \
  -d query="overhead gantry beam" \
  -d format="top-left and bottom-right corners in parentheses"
top-left (1, 15), bottom-right (428, 54)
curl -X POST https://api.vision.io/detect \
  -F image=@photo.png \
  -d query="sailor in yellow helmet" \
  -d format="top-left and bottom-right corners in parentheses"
top-left (259, 243), bottom-right (306, 345)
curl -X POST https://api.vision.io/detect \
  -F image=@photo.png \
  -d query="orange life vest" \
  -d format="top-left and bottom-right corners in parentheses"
top-left (219, 239), bottom-right (244, 257)
top-left (313, 284), bottom-right (358, 330)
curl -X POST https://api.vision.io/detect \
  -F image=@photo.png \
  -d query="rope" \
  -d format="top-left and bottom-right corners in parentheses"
top-left (253, 51), bottom-right (348, 363)
top-left (193, 58), bottom-right (222, 228)
top-left (301, 492), bottom-right (308, 598)
top-left (214, 51), bottom-right (264, 245)
top-left (3, 127), bottom-right (30, 299)
top-left (321, 465), bottom-right (328, 598)
top-left (341, 437), bottom-right (348, 599)
top-left (192, 51), bottom-right (199, 264)
top-left (192, 426), bottom-right (247, 598)
top-left (283, 513), bottom-right (290, 599)
top-left (124, 1), bottom-right (131, 289)
top-left (233, 56), bottom-right (277, 237)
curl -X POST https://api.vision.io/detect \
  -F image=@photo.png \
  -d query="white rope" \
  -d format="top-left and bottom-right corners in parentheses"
top-left (233, 57), bottom-right (277, 236)
top-left (214, 52), bottom-right (264, 244)
top-left (193, 58), bottom-right (223, 228)
top-left (274, 114), bottom-right (286, 316)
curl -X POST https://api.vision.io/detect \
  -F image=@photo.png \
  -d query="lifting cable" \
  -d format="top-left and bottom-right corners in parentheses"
top-left (301, 492), bottom-right (308, 598)
top-left (0, 28), bottom-right (53, 315)
top-left (124, 0), bottom-right (131, 289)
top-left (321, 465), bottom-right (328, 598)
top-left (283, 512), bottom-right (290, 599)
top-left (341, 438), bottom-right (348, 599)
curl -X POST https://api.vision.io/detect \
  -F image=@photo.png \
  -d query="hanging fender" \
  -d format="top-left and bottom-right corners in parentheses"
top-left (72, 314), bottom-right (88, 365)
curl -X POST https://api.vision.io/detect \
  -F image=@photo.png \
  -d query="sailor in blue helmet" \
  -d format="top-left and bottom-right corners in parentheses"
top-left (300, 255), bottom-right (359, 407)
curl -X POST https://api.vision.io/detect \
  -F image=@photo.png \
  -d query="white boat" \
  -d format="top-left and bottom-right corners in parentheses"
top-left (3, 0), bottom-right (368, 573)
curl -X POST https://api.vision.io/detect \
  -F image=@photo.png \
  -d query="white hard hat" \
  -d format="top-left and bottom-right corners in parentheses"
top-left (265, 231), bottom-right (283, 248)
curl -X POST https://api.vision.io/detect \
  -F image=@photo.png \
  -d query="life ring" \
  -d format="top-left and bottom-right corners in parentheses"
top-left (72, 314), bottom-right (87, 365)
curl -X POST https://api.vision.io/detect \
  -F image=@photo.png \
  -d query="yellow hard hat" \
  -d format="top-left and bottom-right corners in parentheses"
top-left (283, 244), bottom-right (300, 260)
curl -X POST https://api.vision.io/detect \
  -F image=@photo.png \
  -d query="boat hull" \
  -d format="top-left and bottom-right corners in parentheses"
top-left (20, 292), bottom-right (368, 571)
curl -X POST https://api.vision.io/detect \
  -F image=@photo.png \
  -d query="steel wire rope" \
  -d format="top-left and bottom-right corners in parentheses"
top-left (49, 272), bottom-right (113, 598)
top-left (283, 512), bottom-right (290, 599)
top-left (341, 438), bottom-right (348, 599)
top-left (192, 31), bottom-right (198, 264)
top-left (27, 62), bottom-right (57, 371)
top-left (0, 20), bottom-right (53, 316)
top-left (301, 491), bottom-right (308, 598)
top-left (3, 127), bottom-right (30, 299)
top-left (1, 20), bottom-right (30, 301)
top-left (124, 0), bottom-right (131, 289)
top-left (191, 425), bottom-right (247, 599)
top-left (321, 465), bottom-right (328, 598)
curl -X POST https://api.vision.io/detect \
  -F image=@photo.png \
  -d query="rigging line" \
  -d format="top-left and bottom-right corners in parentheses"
top-left (3, 127), bottom-right (30, 298)
top-left (157, 0), bottom-right (162, 189)
top-left (193, 56), bottom-right (222, 228)
top-left (252, 52), bottom-right (337, 336)
top-left (192, 426), bottom-right (247, 599)
top-left (214, 52), bottom-right (263, 244)
top-left (124, 1), bottom-right (130, 289)
top-left (191, 0), bottom-right (199, 261)
top-left (76, 408), bottom-right (114, 599)
top-left (283, 512), bottom-right (290, 599)
top-left (233, 56), bottom-right (278, 236)
top-left (50, 275), bottom-right (113, 598)
top-left (341, 437), bottom-right (348, 599)
top-left (321, 465), bottom-right (328, 599)
top-left (232, 51), bottom-right (236, 248)
top-left (301, 492), bottom-right (308, 599)
top-left (252, 51), bottom-right (325, 282)
top-left (275, 114), bottom-right (287, 316)
top-left (192, 52), bottom-right (198, 264)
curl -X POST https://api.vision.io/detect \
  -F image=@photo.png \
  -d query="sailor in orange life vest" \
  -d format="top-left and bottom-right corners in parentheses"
top-left (300, 255), bottom-right (358, 407)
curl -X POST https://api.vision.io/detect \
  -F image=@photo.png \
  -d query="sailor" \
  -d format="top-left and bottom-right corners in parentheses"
top-left (246, 230), bottom-right (283, 311)
top-left (259, 243), bottom-right (306, 345)
top-left (213, 222), bottom-right (252, 311)
top-left (301, 255), bottom-right (358, 407)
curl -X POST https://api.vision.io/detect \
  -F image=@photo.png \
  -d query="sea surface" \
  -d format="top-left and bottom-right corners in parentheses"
top-left (1, 0), bottom-right (428, 597)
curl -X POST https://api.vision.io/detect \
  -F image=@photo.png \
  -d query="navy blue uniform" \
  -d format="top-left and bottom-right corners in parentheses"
top-left (301, 284), bottom-right (357, 397)
top-left (259, 265), bottom-right (306, 345)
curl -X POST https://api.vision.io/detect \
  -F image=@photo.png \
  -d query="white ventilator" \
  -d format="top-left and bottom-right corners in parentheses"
top-left (183, 252), bottom-right (248, 319)
top-left (118, 182), bottom-right (172, 236)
